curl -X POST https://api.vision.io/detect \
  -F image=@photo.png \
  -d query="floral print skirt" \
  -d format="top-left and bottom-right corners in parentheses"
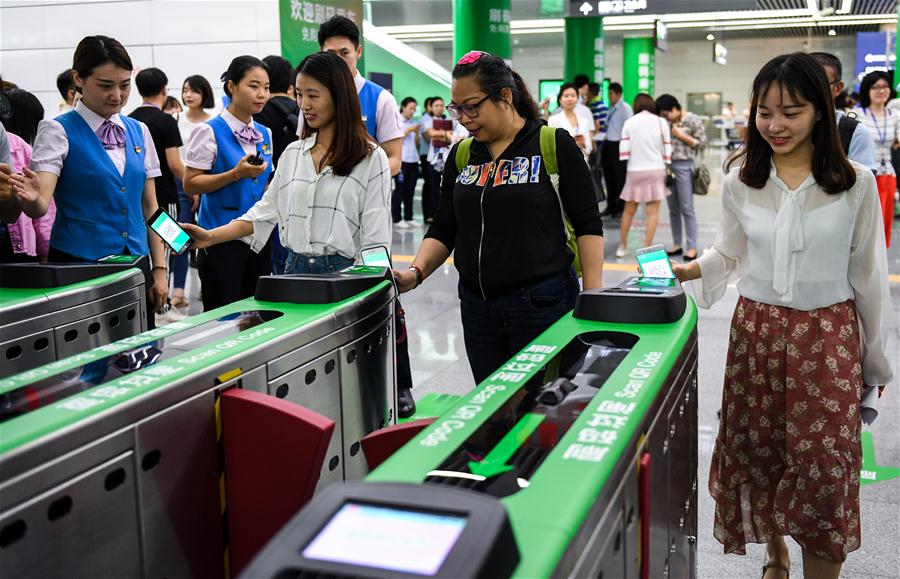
top-left (709, 297), bottom-right (863, 563)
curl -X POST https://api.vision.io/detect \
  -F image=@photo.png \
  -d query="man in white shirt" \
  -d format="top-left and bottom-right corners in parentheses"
top-left (296, 16), bottom-right (403, 176)
top-left (600, 82), bottom-right (633, 217)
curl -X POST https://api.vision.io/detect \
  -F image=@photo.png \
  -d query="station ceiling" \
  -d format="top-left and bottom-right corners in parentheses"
top-left (370, 0), bottom-right (897, 41)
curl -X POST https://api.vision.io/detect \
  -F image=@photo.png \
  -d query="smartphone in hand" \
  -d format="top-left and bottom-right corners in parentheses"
top-left (635, 244), bottom-right (675, 278)
top-left (147, 207), bottom-right (193, 255)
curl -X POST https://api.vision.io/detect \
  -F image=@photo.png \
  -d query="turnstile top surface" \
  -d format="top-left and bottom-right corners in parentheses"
top-left (366, 298), bottom-right (698, 578)
top-left (0, 269), bottom-right (144, 326)
top-left (0, 280), bottom-right (393, 459)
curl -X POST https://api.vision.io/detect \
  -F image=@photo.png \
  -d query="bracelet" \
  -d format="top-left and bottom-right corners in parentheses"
top-left (152, 265), bottom-right (167, 272)
top-left (409, 265), bottom-right (424, 288)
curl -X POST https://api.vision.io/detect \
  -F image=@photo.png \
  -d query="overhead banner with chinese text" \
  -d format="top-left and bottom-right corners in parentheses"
top-left (280, 0), bottom-right (365, 68)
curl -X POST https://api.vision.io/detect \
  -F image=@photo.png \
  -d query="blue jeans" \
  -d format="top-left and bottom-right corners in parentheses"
top-left (666, 159), bottom-right (697, 251)
top-left (459, 268), bottom-right (579, 384)
top-left (172, 183), bottom-right (195, 290)
top-left (284, 251), bottom-right (354, 274)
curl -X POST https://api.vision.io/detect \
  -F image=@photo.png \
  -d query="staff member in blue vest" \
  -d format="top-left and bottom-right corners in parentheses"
top-left (183, 56), bottom-right (273, 311)
top-left (12, 35), bottom-right (168, 313)
top-left (296, 15), bottom-right (404, 176)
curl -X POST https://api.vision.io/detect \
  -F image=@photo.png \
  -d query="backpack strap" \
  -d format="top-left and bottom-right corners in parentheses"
top-left (838, 115), bottom-right (858, 156)
top-left (540, 125), bottom-right (558, 175)
top-left (455, 137), bottom-right (473, 172)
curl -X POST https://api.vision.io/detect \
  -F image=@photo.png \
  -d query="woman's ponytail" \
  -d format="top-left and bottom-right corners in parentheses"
top-left (510, 70), bottom-right (539, 121)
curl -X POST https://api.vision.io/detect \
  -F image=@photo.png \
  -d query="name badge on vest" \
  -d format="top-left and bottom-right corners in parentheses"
top-left (361, 115), bottom-right (368, 123)
top-left (261, 142), bottom-right (271, 155)
top-left (134, 146), bottom-right (142, 154)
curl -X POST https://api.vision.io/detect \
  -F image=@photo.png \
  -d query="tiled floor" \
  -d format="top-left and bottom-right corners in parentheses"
top-left (177, 147), bottom-right (900, 578)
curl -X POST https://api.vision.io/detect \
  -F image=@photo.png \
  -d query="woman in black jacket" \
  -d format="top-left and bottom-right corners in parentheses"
top-left (394, 51), bottom-right (605, 383)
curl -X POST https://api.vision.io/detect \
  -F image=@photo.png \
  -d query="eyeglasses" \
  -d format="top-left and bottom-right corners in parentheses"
top-left (871, 85), bottom-right (892, 92)
top-left (447, 93), bottom-right (494, 119)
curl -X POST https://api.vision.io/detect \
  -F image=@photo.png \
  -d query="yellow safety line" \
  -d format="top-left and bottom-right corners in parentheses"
top-left (391, 255), bottom-right (900, 283)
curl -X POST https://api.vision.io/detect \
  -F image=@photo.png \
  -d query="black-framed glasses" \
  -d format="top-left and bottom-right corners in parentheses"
top-left (447, 93), bottom-right (495, 119)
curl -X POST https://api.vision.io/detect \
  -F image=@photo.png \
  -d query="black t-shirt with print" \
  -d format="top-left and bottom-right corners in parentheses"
top-left (425, 119), bottom-right (604, 297)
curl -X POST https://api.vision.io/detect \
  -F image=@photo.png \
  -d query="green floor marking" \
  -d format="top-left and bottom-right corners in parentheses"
top-left (468, 413), bottom-right (546, 478)
top-left (860, 431), bottom-right (900, 486)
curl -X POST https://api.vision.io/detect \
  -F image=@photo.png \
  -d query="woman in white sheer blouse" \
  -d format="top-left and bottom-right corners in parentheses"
top-left (673, 53), bottom-right (891, 579)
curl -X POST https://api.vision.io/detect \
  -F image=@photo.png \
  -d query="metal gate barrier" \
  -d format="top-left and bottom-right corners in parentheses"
top-left (0, 268), bottom-right (396, 579)
top-left (241, 276), bottom-right (699, 579)
top-left (0, 259), bottom-right (148, 378)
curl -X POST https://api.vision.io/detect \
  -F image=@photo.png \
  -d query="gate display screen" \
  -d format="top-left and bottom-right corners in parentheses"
top-left (302, 502), bottom-right (467, 576)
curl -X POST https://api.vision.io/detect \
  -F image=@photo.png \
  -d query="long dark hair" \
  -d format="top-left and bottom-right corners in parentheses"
top-left (72, 35), bottom-right (132, 93)
top-left (725, 52), bottom-right (855, 194)
top-left (452, 51), bottom-right (539, 120)
top-left (295, 51), bottom-right (373, 176)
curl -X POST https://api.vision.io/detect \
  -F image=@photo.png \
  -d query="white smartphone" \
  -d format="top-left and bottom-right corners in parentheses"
top-left (359, 246), bottom-right (392, 268)
top-left (635, 244), bottom-right (675, 279)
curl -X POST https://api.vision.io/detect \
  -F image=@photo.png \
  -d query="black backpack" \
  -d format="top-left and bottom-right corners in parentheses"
top-left (838, 112), bottom-right (859, 156)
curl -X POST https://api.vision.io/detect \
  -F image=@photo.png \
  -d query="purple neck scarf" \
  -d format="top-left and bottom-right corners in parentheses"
top-left (234, 124), bottom-right (263, 145)
top-left (96, 119), bottom-right (126, 150)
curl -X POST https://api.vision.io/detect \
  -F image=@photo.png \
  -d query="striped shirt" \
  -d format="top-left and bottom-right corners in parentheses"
top-left (856, 106), bottom-right (900, 176)
top-left (241, 135), bottom-right (392, 260)
top-left (588, 96), bottom-right (609, 139)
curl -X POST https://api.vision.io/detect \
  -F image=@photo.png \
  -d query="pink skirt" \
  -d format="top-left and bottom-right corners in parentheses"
top-left (621, 169), bottom-right (670, 203)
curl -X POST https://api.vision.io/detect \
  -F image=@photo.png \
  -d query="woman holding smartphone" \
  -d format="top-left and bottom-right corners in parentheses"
top-left (181, 51), bottom-right (390, 275)
top-left (11, 35), bottom-right (168, 313)
top-left (674, 53), bottom-right (891, 579)
top-left (182, 56), bottom-right (272, 311)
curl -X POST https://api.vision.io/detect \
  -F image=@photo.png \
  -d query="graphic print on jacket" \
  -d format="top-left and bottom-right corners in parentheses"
top-left (456, 157), bottom-right (543, 187)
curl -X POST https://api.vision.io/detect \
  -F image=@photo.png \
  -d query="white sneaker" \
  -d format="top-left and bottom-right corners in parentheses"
top-left (393, 221), bottom-right (409, 229)
top-left (405, 220), bottom-right (422, 228)
top-left (615, 245), bottom-right (626, 258)
top-left (155, 303), bottom-right (187, 326)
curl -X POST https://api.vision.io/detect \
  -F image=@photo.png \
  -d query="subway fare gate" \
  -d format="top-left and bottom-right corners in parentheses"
top-left (0, 268), bottom-right (397, 578)
top-left (0, 257), bottom-right (149, 378)
top-left (243, 277), bottom-right (699, 579)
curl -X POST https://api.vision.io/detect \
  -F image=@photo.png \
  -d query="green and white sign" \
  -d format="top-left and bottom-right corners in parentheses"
top-left (623, 36), bottom-right (654, 106)
top-left (279, 0), bottom-right (365, 67)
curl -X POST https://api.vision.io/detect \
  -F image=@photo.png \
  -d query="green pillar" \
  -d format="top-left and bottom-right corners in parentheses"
top-left (453, 0), bottom-right (512, 63)
top-left (895, 4), bottom-right (900, 88)
top-left (564, 17), bottom-right (604, 86)
top-left (622, 37), bottom-right (655, 107)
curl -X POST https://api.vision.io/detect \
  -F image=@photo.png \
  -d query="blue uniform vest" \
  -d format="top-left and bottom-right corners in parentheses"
top-left (358, 79), bottom-right (384, 137)
top-left (198, 116), bottom-right (273, 229)
top-left (51, 111), bottom-right (148, 260)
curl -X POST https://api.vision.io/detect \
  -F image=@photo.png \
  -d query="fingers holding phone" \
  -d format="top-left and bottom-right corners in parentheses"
top-left (180, 223), bottom-right (214, 249)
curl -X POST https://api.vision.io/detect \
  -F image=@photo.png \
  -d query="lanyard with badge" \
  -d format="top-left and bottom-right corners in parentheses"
top-left (865, 107), bottom-right (890, 172)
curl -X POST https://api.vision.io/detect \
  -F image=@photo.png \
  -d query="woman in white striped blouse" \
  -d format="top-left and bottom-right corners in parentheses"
top-left (855, 70), bottom-right (898, 247)
top-left (181, 51), bottom-right (391, 273)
